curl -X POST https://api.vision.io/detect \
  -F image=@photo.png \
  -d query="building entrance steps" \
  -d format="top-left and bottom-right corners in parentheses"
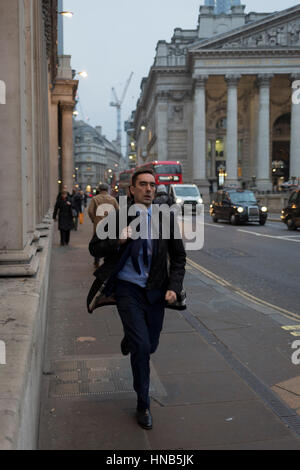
top-left (38, 210), bottom-right (300, 450)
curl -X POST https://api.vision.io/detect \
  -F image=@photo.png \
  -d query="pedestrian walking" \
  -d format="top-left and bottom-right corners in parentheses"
top-left (56, 185), bottom-right (71, 204)
top-left (88, 183), bottom-right (119, 268)
top-left (88, 169), bottom-right (186, 430)
top-left (153, 184), bottom-right (172, 206)
top-left (53, 190), bottom-right (73, 246)
top-left (80, 190), bottom-right (87, 211)
top-left (71, 188), bottom-right (82, 231)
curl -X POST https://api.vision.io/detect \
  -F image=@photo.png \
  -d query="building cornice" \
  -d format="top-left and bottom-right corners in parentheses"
top-left (190, 4), bottom-right (300, 52)
top-left (51, 79), bottom-right (79, 104)
top-left (42, 0), bottom-right (58, 84)
top-left (192, 48), bottom-right (300, 57)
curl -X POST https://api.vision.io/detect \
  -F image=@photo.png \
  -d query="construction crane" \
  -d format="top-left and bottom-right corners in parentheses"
top-left (110, 72), bottom-right (134, 151)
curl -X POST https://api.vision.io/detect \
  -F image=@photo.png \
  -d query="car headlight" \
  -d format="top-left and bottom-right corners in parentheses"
top-left (176, 198), bottom-right (183, 204)
top-left (198, 198), bottom-right (203, 204)
top-left (261, 206), bottom-right (268, 213)
top-left (237, 207), bottom-right (244, 214)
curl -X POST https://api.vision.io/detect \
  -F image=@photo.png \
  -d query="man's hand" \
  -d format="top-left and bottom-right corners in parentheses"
top-left (118, 226), bottom-right (133, 245)
top-left (165, 290), bottom-right (177, 304)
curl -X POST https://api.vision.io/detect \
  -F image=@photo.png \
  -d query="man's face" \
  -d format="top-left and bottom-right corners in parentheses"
top-left (130, 173), bottom-right (156, 207)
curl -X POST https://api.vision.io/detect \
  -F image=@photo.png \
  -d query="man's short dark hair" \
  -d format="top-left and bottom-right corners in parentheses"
top-left (131, 169), bottom-right (155, 187)
top-left (98, 183), bottom-right (109, 192)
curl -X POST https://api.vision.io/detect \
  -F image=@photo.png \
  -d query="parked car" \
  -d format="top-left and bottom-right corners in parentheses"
top-left (210, 189), bottom-right (268, 225)
top-left (278, 180), bottom-right (299, 192)
top-left (169, 184), bottom-right (203, 213)
top-left (281, 189), bottom-right (300, 230)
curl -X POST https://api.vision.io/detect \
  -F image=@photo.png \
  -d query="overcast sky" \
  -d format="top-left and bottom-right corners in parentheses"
top-left (63, 0), bottom-right (299, 150)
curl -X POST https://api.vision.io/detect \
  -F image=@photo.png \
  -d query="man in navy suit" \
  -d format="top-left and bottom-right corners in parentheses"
top-left (89, 169), bottom-right (186, 430)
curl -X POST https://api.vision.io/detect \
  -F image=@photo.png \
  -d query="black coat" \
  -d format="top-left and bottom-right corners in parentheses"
top-left (154, 194), bottom-right (172, 206)
top-left (72, 193), bottom-right (83, 215)
top-left (87, 207), bottom-right (186, 313)
top-left (53, 199), bottom-right (73, 231)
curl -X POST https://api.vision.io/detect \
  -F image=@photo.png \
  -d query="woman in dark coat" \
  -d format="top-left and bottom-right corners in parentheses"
top-left (53, 191), bottom-right (74, 246)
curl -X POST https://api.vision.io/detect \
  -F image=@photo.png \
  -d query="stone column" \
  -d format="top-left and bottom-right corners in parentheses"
top-left (0, 0), bottom-right (27, 252)
top-left (49, 99), bottom-right (59, 206)
top-left (61, 103), bottom-right (75, 193)
top-left (156, 92), bottom-right (168, 161)
top-left (225, 74), bottom-right (241, 186)
top-left (256, 74), bottom-right (273, 191)
top-left (193, 75), bottom-right (209, 193)
top-left (25, 0), bottom-right (36, 236)
top-left (0, 0), bottom-right (40, 276)
top-left (290, 74), bottom-right (300, 180)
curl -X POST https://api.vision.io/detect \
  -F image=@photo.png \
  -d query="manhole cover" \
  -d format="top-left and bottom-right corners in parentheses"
top-left (48, 356), bottom-right (167, 400)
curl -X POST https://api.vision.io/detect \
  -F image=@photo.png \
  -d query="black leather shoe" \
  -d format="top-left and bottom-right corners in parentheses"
top-left (121, 337), bottom-right (130, 356)
top-left (136, 409), bottom-right (153, 430)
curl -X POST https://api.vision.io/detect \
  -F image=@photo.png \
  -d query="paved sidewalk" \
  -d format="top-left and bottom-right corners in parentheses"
top-left (38, 213), bottom-right (300, 450)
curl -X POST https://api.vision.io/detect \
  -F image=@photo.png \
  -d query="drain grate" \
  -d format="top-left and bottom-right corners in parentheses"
top-left (48, 356), bottom-right (167, 400)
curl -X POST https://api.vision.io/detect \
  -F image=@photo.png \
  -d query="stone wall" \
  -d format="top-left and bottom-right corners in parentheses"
top-left (0, 222), bottom-right (53, 450)
top-left (256, 193), bottom-right (289, 213)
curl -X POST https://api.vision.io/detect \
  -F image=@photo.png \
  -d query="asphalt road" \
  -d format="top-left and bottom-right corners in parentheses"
top-left (186, 214), bottom-right (300, 317)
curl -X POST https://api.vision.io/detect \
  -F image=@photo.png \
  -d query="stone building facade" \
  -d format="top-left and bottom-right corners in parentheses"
top-left (0, 1), bottom-right (80, 449)
top-left (73, 120), bottom-right (123, 190)
top-left (134, 3), bottom-right (300, 196)
top-left (0, 0), bottom-right (78, 277)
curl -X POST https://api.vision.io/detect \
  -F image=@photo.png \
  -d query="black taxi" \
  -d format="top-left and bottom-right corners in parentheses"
top-left (210, 189), bottom-right (268, 225)
top-left (281, 189), bottom-right (300, 230)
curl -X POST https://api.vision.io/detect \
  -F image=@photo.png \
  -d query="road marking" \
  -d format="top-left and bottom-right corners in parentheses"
top-left (238, 229), bottom-right (300, 243)
top-left (187, 257), bottom-right (300, 323)
top-left (284, 235), bottom-right (300, 239)
top-left (282, 325), bottom-right (300, 331)
top-left (281, 326), bottom-right (300, 337)
top-left (204, 222), bottom-right (225, 228)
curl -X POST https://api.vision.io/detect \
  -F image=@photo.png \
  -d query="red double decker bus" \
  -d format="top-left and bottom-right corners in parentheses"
top-left (136, 161), bottom-right (183, 186)
top-left (118, 168), bottom-right (135, 194)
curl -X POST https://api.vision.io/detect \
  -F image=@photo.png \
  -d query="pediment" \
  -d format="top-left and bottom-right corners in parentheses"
top-left (190, 5), bottom-right (300, 52)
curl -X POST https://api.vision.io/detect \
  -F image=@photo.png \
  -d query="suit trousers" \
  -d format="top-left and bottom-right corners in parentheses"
top-left (115, 280), bottom-right (165, 411)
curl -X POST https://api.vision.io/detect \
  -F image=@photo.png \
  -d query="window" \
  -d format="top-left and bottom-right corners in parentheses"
top-left (215, 138), bottom-right (225, 159)
top-left (230, 192), bottom-right (257, 205)
top-left (216, 192), bottom-right (222, 203)
top-left (154, 164), bottom-right (182, 175)
top-left (216, 118), bottom-right (227, 130)
top-left (222, 192), bottom-right (230, 202)
top-left (207, 140), bottom-right (212, 177)
top-left (173, 186), bottom-right (200, 198)
top-left (289, 191), bottom-right (299, 204)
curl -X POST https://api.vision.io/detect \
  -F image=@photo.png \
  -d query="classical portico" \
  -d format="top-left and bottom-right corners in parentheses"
top-left (190, 4), bottom-right (300, 194)
top-left (191, 55), bottom-right (300, 194)
top-left (134, 3), bottom-right (300, 197)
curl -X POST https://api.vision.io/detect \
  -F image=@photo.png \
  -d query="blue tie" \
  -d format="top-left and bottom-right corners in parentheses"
top-left (130, 212), bottom-right (151, 274)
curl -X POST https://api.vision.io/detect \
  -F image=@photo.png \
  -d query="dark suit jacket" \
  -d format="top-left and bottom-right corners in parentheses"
top-left (87, 206), bottom-right (186, 313)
